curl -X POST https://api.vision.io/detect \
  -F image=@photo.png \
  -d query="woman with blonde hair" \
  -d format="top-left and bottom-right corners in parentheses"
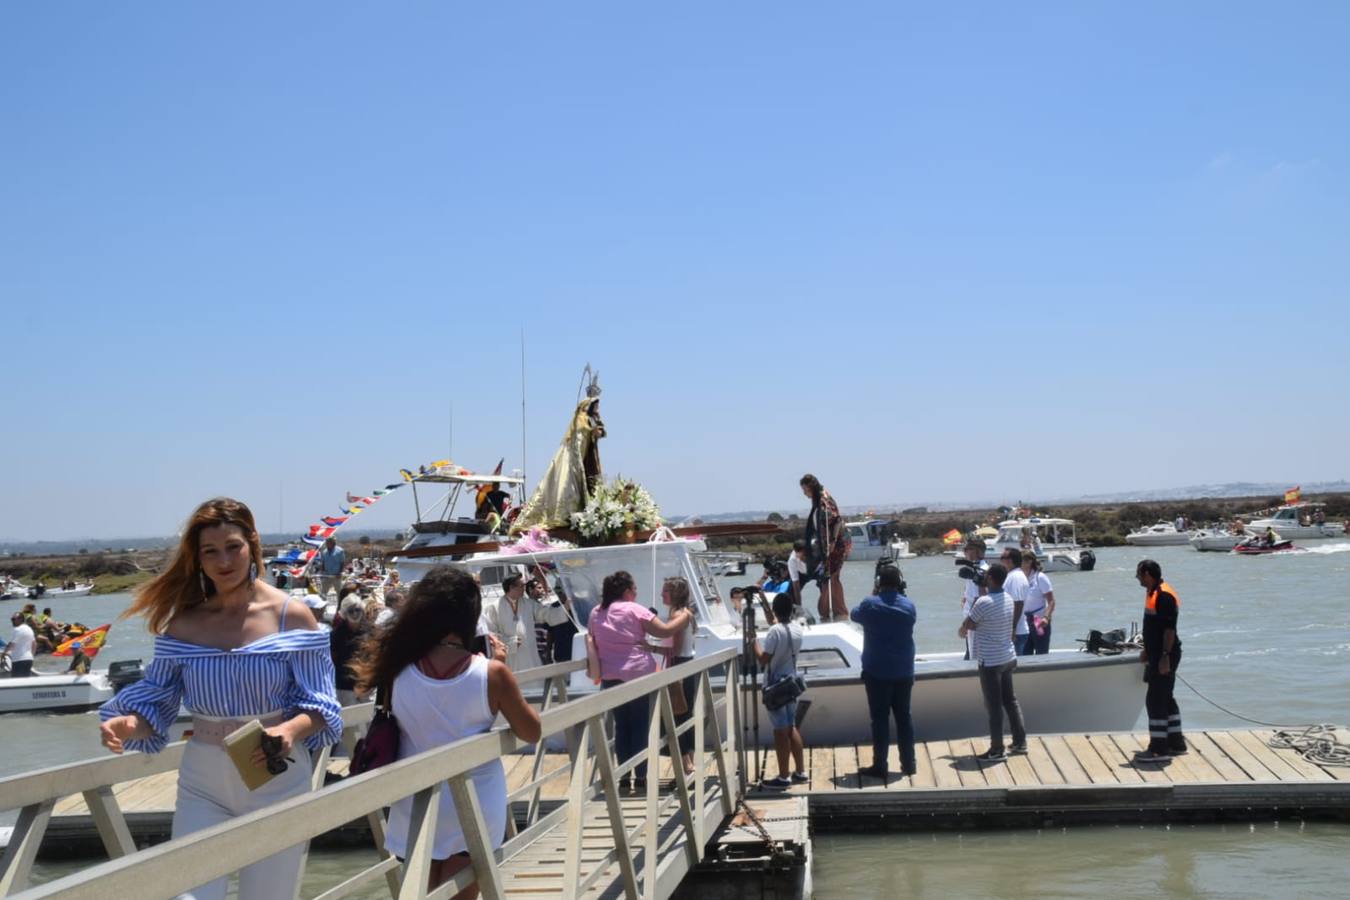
top-left (99, 498), bottom-right (342, 900)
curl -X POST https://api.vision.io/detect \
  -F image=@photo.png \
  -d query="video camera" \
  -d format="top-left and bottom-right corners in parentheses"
top-left (955, 556), bottom-right (988, 588)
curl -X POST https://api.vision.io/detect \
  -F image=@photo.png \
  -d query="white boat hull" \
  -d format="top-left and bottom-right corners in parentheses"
top-left (37, 586), bottom-right (94, 599)
top-left (1244, 522), bottom-right (1343, 540)
top-left (1125, 533), bottom-right (1191, 546)
top-left (1190, 531), bottom-right (1241, 552)
top-left (847, 542), bottom-right (916, 562)
top-left (741, 651), bottom-right (1143, 746)
top-left (0, 671), bottom-right (115, 713)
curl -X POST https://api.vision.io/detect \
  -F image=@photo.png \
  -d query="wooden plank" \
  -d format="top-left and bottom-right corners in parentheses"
top-left (808, 746), bottom-right (835, 793)
top-left (1004, 747), bottom-right (1038, 786)
top-left (1041, 735), bottom-right (1090, 785)
top-left (1024, 737), bottom-right (1066, 785)
top-left (976, 743), bottom-right (1014, 787)
top-left (835, 745), bottom-right (861, 789)
top-left (855, 743), bottom-right (877, 789)
top-left (1230, 731), bottom-right (1313, 782)
top-left (1207, 730), bottom-right (1281, 781)
top-left (1158, 734), bottom-right (1225, 783)
top-left (947, 738), bottom-right (987, 788)
top-left (1062, 734), bottom-right (1118, 784)
top-left (927, 741), bottom-right (964, 789)
top-left (1110, 733), bottom-right (1172, 784)
top-left (911, 741), bottom-right (937, 789)
top-left (1088, 734), bottom-right (1143, 784)
top-left (1186, 732), bottom-right (1252, 783)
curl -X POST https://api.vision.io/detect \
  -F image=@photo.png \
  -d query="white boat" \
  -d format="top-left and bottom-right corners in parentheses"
top-left (843, 519), bottom-right (915, 561)
top-left (29, 583), bottom-right (95, 599)
top-left (693, 551), bottom-right (752, 577)
top-left (1244, 503), bottom-right (1344, 540)
top-left (0, 577), bottom-right (29, 601)
top-left (0, 659), bottom-right (145, 714)
top-left (984, 518), bottom-right (1097, 572)
top-left (0, 671), bottom-right (116, 713)
top-left (393, 470), bottom-right (529, 584)
top-left (1125, 522), bottom-right (1192, 546)
top-left (1190, 527), bottom-right (1243, 552)
top-left (452, 538), bottom-right (1140, 746)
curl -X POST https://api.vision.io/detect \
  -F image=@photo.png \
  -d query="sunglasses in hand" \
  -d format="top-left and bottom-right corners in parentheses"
top-left (260, 732), bottom-right (295, 775)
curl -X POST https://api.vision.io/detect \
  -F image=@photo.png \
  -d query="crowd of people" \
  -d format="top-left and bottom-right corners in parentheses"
top-left (79, 489), bottom-right (1189, 897)
top-left (1, 603), bottom-right (100, 675)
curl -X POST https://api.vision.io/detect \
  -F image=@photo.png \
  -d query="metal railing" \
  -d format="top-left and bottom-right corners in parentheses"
top-left (2, 648), bottom-right (740, 900)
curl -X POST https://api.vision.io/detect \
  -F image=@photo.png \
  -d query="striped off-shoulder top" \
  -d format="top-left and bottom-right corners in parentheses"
top-left (99, 622), bottom-right (344, 754)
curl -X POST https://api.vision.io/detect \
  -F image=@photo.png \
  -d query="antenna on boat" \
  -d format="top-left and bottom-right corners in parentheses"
top-left (449, 401), bottom-right (454, 459)
top-left (520, 328), bottom-right (528, 495)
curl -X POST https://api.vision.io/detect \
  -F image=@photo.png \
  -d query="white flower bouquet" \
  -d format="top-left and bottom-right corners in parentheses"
top-left (570, 477), bottom-right (663, 543)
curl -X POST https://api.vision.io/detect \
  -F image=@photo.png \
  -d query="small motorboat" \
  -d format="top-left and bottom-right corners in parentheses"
top-left (1233, 539), bottom-right (1298, 555)
top-left (1190, 528), bottom-right (1242, 552)
top-left (31, 582), bottom-right (95, 599)
top-left (0, 659), bottom-right (145, 713)
top-left (1125, 522), bottom-right (1191, 546)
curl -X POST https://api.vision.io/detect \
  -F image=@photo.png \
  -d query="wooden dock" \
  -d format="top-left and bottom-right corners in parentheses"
top-left (37, 727), bottom-right (1348, 858)
top-left (747, 727), bottom-right (1350, 831)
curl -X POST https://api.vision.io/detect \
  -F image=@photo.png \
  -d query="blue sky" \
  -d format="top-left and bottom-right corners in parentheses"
top-left (3, 2), bottom-right (1347, 540)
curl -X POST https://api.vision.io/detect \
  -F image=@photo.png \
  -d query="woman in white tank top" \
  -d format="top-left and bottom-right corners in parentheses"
top-left (354, 566), bottom-right (541, 897)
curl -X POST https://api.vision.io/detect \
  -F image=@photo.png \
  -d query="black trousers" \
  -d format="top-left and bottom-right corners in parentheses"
top-left (862, 673), bottom-right (916, 773)
top-left (1145, 648), bottom-right (1185, 753)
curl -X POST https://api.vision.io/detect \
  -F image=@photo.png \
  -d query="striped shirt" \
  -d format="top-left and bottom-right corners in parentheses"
top-left (968, 591), bottom-right (1017, 667)
top-left (99, 629), bottom-right (344, 754)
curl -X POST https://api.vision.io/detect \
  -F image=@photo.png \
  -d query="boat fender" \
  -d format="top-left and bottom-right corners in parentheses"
top-left (1078, 549), bottom-right (1096, 571)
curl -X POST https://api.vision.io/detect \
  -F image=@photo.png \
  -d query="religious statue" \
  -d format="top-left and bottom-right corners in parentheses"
top-left (513, 368), bottom-right (606, 531)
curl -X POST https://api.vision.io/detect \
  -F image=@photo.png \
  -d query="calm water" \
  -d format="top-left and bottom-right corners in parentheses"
top-left (9, 543), bottom-right (1350, 895)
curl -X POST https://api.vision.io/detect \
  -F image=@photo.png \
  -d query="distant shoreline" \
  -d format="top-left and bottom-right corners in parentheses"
top-left (2, 491), bottom-right (1346, 587)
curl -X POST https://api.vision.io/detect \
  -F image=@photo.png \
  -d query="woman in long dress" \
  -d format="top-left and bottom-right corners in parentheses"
top-left (513, 392), bottom-right (605, 531)
top-left (800, 474), bottom-right (851, 621)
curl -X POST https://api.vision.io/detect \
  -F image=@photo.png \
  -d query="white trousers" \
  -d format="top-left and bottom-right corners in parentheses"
top-left (172, 741), bottom-right (313, 900)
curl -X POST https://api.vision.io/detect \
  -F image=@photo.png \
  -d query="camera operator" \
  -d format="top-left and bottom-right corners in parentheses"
top-left (957, 537), bottom-right (989, 660)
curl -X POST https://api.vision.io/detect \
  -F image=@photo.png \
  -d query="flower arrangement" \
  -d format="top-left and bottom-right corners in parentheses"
top-left (570, 477), bottom-right (663, 543)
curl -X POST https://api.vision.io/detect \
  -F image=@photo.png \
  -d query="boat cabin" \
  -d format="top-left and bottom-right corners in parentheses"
top-left (993, 517), bottom-right (1079, 551)
top-left (845, 519), bottom-right (893, 550)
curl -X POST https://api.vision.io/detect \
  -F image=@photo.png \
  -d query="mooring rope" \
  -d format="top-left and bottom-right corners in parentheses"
top-left (1177, 673), bottom-right (1350, 767)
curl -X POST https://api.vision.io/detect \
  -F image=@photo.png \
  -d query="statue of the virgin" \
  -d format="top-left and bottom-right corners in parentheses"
top-left (512, 368), bottom-right (605, 531)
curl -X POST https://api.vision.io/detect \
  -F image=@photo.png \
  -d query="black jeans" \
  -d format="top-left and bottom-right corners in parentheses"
top-left (862, 673), bottom-right (916, 773)
top-left (977, 660), bottom-right (1026, 750)
top-left (8, 660), bottom-right (33, 677)
top-left (1145, 648), bottom-right (1185, 753)
top-left (601, 680), bottom-right (651, 780)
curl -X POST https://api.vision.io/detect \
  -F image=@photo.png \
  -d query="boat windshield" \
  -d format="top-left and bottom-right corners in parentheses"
top-left (460, 541), bottom-right (732, 630)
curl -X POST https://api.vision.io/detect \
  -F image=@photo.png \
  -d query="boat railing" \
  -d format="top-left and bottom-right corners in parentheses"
top-left (2, 647), bottom-right (741, 900)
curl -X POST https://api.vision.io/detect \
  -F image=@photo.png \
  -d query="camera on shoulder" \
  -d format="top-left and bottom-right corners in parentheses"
top-left (955, 557), bottom-right (988, 588)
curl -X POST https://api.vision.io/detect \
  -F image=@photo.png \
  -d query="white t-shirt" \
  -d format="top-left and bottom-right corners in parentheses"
top-left (786, 553), bottom-right (808, 585)
top-left (960, 561), bottom-right (988, 654)
top-left (1003, 568), bottom-right (1030, 635)
top-left (1023, 571), bottom-right (1053, 615)
top-left (7, 624), bottom-right (35, 662)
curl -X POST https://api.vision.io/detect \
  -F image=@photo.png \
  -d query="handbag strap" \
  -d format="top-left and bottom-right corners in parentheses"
top-left (379, 671), bottom-right (395, 714)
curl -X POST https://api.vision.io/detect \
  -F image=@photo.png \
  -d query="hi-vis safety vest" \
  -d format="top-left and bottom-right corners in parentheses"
top-left (1145, 582), bottom-right (1180, 614)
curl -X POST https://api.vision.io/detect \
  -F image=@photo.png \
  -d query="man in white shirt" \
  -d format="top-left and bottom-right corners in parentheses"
top-left (3, 612), bottom-right (36, 677)
top-left (786, 540), bottom-right (812, 620)
top-left (959, 537), bottom-right (989, 659)
top-left (999, 547), bottom-right (1030, 655)
top-left (959, 564), bottom-right (1027, 759)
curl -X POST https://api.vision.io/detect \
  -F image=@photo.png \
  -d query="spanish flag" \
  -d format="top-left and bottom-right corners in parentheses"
top-left (942, 528), bottom-right (963, 546)
top-left (53, 624), bottom-right (111, 659)
top-left (1284, 486), bottom-right (1301, 504)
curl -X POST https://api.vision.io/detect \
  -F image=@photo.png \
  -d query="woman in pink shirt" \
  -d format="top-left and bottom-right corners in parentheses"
top-left (587, 570), bottom-right (693, 792)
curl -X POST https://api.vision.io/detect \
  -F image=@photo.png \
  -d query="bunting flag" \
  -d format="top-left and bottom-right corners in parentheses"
top-left (1284, 486), bottom-right (1301, 504)
top-left (53, 624), bottom-right (111, 658)
top-left (941, 528), bottom-right (963, 546)
top-left (292, 459), bottom-right (494, 579)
